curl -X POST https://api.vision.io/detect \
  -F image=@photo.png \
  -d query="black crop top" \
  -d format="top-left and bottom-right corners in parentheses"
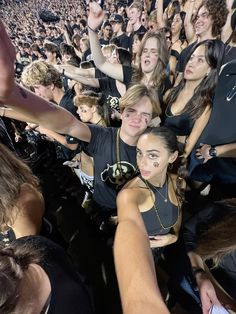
top-left (140, 177), bottom-right (179, 236)
top-left (164, 105), bottom-right (194, 136)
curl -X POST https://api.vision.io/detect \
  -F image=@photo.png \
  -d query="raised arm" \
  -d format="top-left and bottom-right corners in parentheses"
top-left (156, 0), bottom-right (166, 29)
top-left (184, 0), bottom-right (198, 43)
top-left (87, 2), bottom-right (124, 82)
top-left (114, 189), bottom-right (170, 314)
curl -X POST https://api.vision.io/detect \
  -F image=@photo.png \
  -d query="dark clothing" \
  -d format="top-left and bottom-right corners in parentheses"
top-left (183, 202), bottom-right (236, 300)
top-left (59, 87), bottom-right (77, 116)
top-left (82, 49), bottom-right (92, 62)
top-left (98, 65), bottom-right (133, 111)
top-left (113, 33), bottom-right (130, 50)
top-left (128, 25), bottom-right (147, 51)
top-left (139, 177), bottom-right (179, 236)
top-left (99, 38), bottom-right (110, 46)
top-left (164, 105), bottom-right (194, 136)
top-left (15, 236), bottom-right (94, 314)
top-left (83, 125), bottom-right (137, 210)
top-left (190, 59), bottom-right (236, 183)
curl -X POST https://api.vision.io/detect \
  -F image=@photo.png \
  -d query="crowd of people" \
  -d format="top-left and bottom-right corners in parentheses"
top-left (0, 0), bottom-right (236, 313)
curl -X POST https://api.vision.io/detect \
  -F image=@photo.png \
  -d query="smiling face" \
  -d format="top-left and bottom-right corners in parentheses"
top-left (140, 37), bottom-right (159, 74)
top-left (184, 44), bottom-right (211, 82)
top-left (120, 96), bottom-right (153, 140)
top-left (137, 134), bottom-right (176, 181)
top-left (195, 6), bottom-right (213, 38)
top-left (129, 8), bottom-right (141, 25)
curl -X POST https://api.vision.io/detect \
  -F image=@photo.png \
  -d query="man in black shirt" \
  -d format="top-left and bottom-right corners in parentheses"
top-left (110, 14), bottom-right (130, 50)
top-left (127, 1), bottom-right (147, 50)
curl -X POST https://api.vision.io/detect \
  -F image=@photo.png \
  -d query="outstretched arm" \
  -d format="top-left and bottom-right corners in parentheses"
top-left (114, 189), bottom-right (170, 314)
top-left (0, 22), bottom-right (91, 143)
top-left (87, 2), bottom-right (124, 82)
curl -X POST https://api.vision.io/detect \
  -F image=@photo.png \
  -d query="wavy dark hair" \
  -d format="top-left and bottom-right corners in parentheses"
top-left (165, 39), bottom-right (225, 120)
top-left (194, 0), bottom-right (228, 37)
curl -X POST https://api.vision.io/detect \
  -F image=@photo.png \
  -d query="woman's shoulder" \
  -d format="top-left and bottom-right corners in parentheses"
top-left (118, 177), bottom-right (148, 202)
top-left (16, 183), bottom-right (44, 211)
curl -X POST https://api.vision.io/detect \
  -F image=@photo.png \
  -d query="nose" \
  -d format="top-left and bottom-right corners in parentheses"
top-left (138, 155), bottom-right (147, 168)
top-left (133, 112), bottom-right (142, 123)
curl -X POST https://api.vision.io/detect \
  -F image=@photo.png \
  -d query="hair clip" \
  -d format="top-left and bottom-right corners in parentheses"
top-left (226, 85), bottom-right (236, 102)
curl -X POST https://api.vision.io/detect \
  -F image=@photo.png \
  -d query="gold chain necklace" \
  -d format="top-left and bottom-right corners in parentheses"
top-left (116, 128), bottom-right (138, 176)
top-left (144, 177), bottom-right (180, 230)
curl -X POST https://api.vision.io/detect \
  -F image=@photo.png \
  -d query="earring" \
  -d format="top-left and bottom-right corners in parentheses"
top-left (168, 163), bottom-right (173, 170)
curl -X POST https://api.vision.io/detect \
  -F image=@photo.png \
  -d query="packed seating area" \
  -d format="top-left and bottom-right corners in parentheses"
top-left (0, 0), bottom-right (235, 313)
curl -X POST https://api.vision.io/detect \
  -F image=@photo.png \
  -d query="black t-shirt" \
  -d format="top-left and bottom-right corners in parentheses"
top-left (15, 236), bottom-right (94, 314)
top-left (99, 38), bottom-right (110, 46)
top-left (59, 87), bottom-right (77, 116)
top-left (114, 33), bottom-right (130, 50)
top-left (83, 125), bottom-right (137, 209)
top-left (128, 25), bottom-right (147, 51)
top-left (189, 59), bottom-right (236, 183)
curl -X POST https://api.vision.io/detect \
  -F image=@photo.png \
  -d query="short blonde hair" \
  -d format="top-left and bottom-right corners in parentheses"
top-left (119, 84), bottom-right (161, 117)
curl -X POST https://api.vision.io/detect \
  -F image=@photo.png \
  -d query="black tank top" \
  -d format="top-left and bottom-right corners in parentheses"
top-left (164, 105), bottom-right (194, 136)
top-left (140, 177), bottom-right (179, 236)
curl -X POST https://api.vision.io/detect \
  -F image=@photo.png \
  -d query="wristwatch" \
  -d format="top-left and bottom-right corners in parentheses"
top-left (209, 146), bottom-right (217, 157)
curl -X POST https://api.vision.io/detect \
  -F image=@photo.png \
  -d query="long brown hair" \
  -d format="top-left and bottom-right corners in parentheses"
top-left (0, 144), bottom-right (40, 231)
top-left (196, 201), bottom-right (236, 266)
top-left (132, 32), bottom-right (169, 91)
top-left (165, 39), bottom-right (225, 120)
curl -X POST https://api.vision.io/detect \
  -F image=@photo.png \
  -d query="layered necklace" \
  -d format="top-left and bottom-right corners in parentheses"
top-left (144, 176), bottom-right (180, 230)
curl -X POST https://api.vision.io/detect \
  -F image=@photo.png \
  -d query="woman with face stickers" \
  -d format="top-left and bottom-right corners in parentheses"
top-left (117, 127), bottom-right (185, 262)
top-left (72, 91), bottom-right (108, 200)
top-left (164, 39), bottom-right (225, 160)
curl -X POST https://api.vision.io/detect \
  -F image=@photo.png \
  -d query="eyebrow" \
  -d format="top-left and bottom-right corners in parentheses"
top-left (146, 149), bottom-right (160, 153)
top-left (191, 54), bottom-right (206, 58)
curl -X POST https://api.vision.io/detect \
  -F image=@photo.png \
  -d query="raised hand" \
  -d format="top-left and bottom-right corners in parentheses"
top-left (0, 20), bottom-right (16, 102)
top-left (88, 2), bottom-right (105, 31)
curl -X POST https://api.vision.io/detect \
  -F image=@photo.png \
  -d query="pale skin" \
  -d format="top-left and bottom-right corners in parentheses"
top-left (115, 191), bottom-right (170, 314)
top-left (188, 251), bottom-right (236, 313)
top-left (166, 44), bottom-right (213, 158)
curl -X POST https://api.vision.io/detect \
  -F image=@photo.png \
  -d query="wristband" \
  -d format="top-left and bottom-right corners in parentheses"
top-left (87, 24), bottom-right (97, 33)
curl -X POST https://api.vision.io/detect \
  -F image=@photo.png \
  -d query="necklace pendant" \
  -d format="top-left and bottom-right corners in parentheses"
top-left (164, 199), bottom-right (168, 203)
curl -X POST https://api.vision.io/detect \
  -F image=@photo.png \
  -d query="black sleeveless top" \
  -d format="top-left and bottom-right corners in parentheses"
top-left (164, 105), bottom-right (194, 136)
top-left (140, 177), bottom-right (179, 236)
